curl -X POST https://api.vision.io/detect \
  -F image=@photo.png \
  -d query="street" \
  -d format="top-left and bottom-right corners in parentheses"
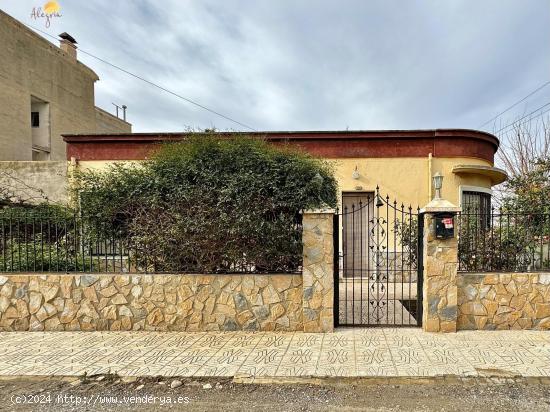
top-left (1, 376), bottom-right (549, 411)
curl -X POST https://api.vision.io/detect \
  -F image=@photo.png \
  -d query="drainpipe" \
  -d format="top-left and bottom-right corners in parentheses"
top-left (428, 153), bottom-right (433, 202)
top-left (68, 156), bottom-right (79, 210)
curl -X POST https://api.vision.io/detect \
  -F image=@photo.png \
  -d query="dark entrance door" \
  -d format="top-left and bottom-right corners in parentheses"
top-left (334, 187), bottom-right (423, 327)
top-left (341, 192), bottom-right (374, 278)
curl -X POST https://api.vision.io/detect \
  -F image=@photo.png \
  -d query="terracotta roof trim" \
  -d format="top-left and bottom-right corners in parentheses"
top-left (63, 128), bottom-right (500, 149)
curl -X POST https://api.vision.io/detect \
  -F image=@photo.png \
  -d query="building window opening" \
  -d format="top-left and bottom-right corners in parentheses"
top-left (30, 96), bottom-right (51, 160)
top-left (31, 111), bottom-right (40, 128)
top-left (462, 190), bottom-right (491, 228)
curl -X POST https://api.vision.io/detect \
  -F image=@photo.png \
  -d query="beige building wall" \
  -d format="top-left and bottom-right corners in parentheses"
top-left (76, 154), bottom-right (496, 210)
top-left (0, 161), bottom-right (68, 204)
top-left (333, 156), bottom-right (493, 208)
top-left (0, 10), bottom-right (131, 162)
top-left (95, 107), bottom-right (131, 134)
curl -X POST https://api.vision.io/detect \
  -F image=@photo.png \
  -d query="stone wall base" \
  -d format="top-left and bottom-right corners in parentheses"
top-left (0, 273), bottom-right (303, 332)
top-left (458, 273), bottom-right (550, 330)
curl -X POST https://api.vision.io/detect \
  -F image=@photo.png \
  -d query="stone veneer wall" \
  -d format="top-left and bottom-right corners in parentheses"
top-left (0, 273), bottom-right (302, 332)
top-left (422, 213), bottom-right (458, 333)
top-left (302, 210), bottom-right (334, 333)
top-left (458, 273), bottom-right (550, 330)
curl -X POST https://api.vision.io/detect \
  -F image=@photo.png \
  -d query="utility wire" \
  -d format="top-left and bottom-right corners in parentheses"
top-left (479, 80), bottom-right (550, 129)
top-left (498, 107), bottom-right (550, 136)
top-left (497, 107), bottom-right (550, 136)
top-left (26, 24), bottom-right (257, 131)
top-left (494, 101), bottom-right (550, 135)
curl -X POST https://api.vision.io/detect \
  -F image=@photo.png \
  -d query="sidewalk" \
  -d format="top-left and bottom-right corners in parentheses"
top-left (0, 328), bottom-right (549, 379)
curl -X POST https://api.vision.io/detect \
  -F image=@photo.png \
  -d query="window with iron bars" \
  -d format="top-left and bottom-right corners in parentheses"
top-left (462, 191), bottom-right (491, 229)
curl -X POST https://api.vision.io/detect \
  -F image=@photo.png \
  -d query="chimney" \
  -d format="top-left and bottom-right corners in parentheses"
top-left (58, 32), bottom-right (77, 60)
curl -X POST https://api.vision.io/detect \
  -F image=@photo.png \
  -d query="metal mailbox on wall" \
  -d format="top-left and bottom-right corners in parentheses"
top-left (434, 212), bottom-right (455, 239)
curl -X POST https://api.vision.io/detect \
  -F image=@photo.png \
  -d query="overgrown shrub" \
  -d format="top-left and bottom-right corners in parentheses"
top-left (75, 135), bottom-right (338, 273)
top-left (0, 235), bottom-right (95, 272)
top-left (0, 208), bottom-right (97, 272)
top-left (458, 213), bottom-right (548, 271)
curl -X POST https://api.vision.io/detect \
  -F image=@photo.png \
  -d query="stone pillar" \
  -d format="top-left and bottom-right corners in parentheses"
top-left (421, 201), bottom-right (461, 333)
top-left (302, 209), bottom-right (335, 332)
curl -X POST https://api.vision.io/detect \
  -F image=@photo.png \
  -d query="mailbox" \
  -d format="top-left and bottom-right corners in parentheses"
top-left (434, 213), bottom-right (455, 239)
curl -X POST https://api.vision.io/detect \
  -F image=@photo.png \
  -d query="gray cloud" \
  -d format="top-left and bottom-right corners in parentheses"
top-left (2, 0), bottom-right (549, 135)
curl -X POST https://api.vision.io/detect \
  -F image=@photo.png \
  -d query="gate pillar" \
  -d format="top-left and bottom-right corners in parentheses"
top-left (302, 208), bottom-right (335, 332)
top-left (420, 200), bottom-right (461, 333)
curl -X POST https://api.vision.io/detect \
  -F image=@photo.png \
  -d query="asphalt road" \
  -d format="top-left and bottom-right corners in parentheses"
top-left (0, 376), bottom-right (549, 411)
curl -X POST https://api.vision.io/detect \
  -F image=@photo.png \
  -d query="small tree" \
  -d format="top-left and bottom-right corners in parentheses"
top-left (75, 134), bottom-right (338, 273)
top-left (496, 116), bottom-right (550, 214)
top-left (501, 158), bottom-right (550, 215)
top-left (497, 116), bottom-right (549, 180)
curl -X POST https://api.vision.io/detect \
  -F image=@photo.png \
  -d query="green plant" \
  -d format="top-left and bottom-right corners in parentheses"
top-left (0, 234), bottom-right (95, 272)
top-left (500, 158), bottom-right (550, 216)
top-left (458, 212), bottom-right (548, 272)
top-left (75, 134), bottom-right (338, 273)
top-left (393, 215), bottom-right (418, 268)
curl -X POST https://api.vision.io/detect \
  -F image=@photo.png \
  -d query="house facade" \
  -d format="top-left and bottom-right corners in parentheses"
top-left (3, 128), bottom-right (549, 333)
top-left (52, 128), bottom-right (522, 333)
top-left (62, 129), bottom-right (507, 212)
top-left (0, 10), bottom-right (131, 161)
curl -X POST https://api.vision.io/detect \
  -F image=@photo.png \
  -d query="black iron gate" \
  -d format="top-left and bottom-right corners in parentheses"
top-left (334, 187), bottom-right (423, 327)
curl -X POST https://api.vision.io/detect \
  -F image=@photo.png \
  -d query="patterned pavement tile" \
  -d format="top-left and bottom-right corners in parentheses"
top-left (277, 347), bottom-right (321, 377)
top-left (316, 332), bottom-right (356, 377)
top-left (1, 329), bottom-right (550, 378)
top-left (238, 347), bottom-right (288, 376)
top-left (194, 346), bottom-right (253, 377)
top-left (356, 347), bottom-right (397, 376)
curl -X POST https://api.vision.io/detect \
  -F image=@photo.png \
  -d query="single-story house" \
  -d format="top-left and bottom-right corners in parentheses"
top-left (63, 128), bottom-right (507, 212)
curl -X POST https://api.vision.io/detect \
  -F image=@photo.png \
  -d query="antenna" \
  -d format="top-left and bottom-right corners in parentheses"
top-left (112, 103), bottom-right (127, 121)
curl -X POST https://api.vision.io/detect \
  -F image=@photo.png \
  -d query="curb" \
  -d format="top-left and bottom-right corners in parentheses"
top-left (2, 375), bottom-right (549, 386)
top-left (232, 375), bottom-right (550, 386)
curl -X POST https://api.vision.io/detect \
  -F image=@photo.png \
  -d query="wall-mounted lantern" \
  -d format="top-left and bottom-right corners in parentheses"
top-left (433, 172), bottom-right (443, 200)
top-left (311, 172), bottom-right (324, 202)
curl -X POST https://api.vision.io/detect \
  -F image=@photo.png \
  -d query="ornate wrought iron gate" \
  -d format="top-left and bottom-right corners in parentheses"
top-left (334, 187), bottom-right (423, 327)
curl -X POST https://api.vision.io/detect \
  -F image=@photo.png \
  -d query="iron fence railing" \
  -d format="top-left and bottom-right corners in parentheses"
top-left (334, 188), bottom-right (422, 327)
top-left (458, 208), bottom-right (550, 273)
top-left (0, 210), bottom-right (302, 274)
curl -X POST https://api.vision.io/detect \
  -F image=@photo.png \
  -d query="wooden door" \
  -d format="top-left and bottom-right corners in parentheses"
top-left (342, 192), bottom-right (374, 278)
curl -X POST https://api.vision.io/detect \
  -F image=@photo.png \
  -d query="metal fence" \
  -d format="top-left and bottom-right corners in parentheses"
top-left (334, 189), bottom-right (422, 327)
top-left (0, 210), bottom-right (302, 274)
top-left (458, 208), bottom-right (550, 272)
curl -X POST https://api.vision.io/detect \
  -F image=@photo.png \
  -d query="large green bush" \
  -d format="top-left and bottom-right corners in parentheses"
top-left (75, 135), bottom-right (338, 273)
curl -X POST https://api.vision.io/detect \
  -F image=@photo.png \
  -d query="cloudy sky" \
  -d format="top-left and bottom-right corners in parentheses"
top-left (2, 0), bottom-right (549, 136)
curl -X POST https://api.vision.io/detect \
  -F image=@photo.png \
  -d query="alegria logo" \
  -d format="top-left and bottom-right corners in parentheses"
top-left (30, 1), bottom-right (62, 28)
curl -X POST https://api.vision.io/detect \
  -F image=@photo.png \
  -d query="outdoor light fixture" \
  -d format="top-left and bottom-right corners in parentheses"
top-left (352, 166), bottom-right (360, 180)
top-left (311, 172), bottom-right (324, 201)
top-left (312, 172), bottom-right (324, 187)
top-left (433, 172), bottom-right (444, 200)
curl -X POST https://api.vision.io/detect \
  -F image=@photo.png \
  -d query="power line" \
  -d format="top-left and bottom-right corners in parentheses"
top-left (479, 80), bottom-right (550, 129)
top-left (497, 106), bottom-right (550, 136)
top-left (25, 24), bottom-right (257, 131)
top-left (495, 102), bottom-right (550, 134)
top-left (494, 101), bottom-right (550, 135)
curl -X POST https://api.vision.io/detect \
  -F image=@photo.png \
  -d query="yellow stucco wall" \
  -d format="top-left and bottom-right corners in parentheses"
top-left (334, 156), bottom-right (493, 208)
top-left (75, 155), bottom-right (494, 210)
